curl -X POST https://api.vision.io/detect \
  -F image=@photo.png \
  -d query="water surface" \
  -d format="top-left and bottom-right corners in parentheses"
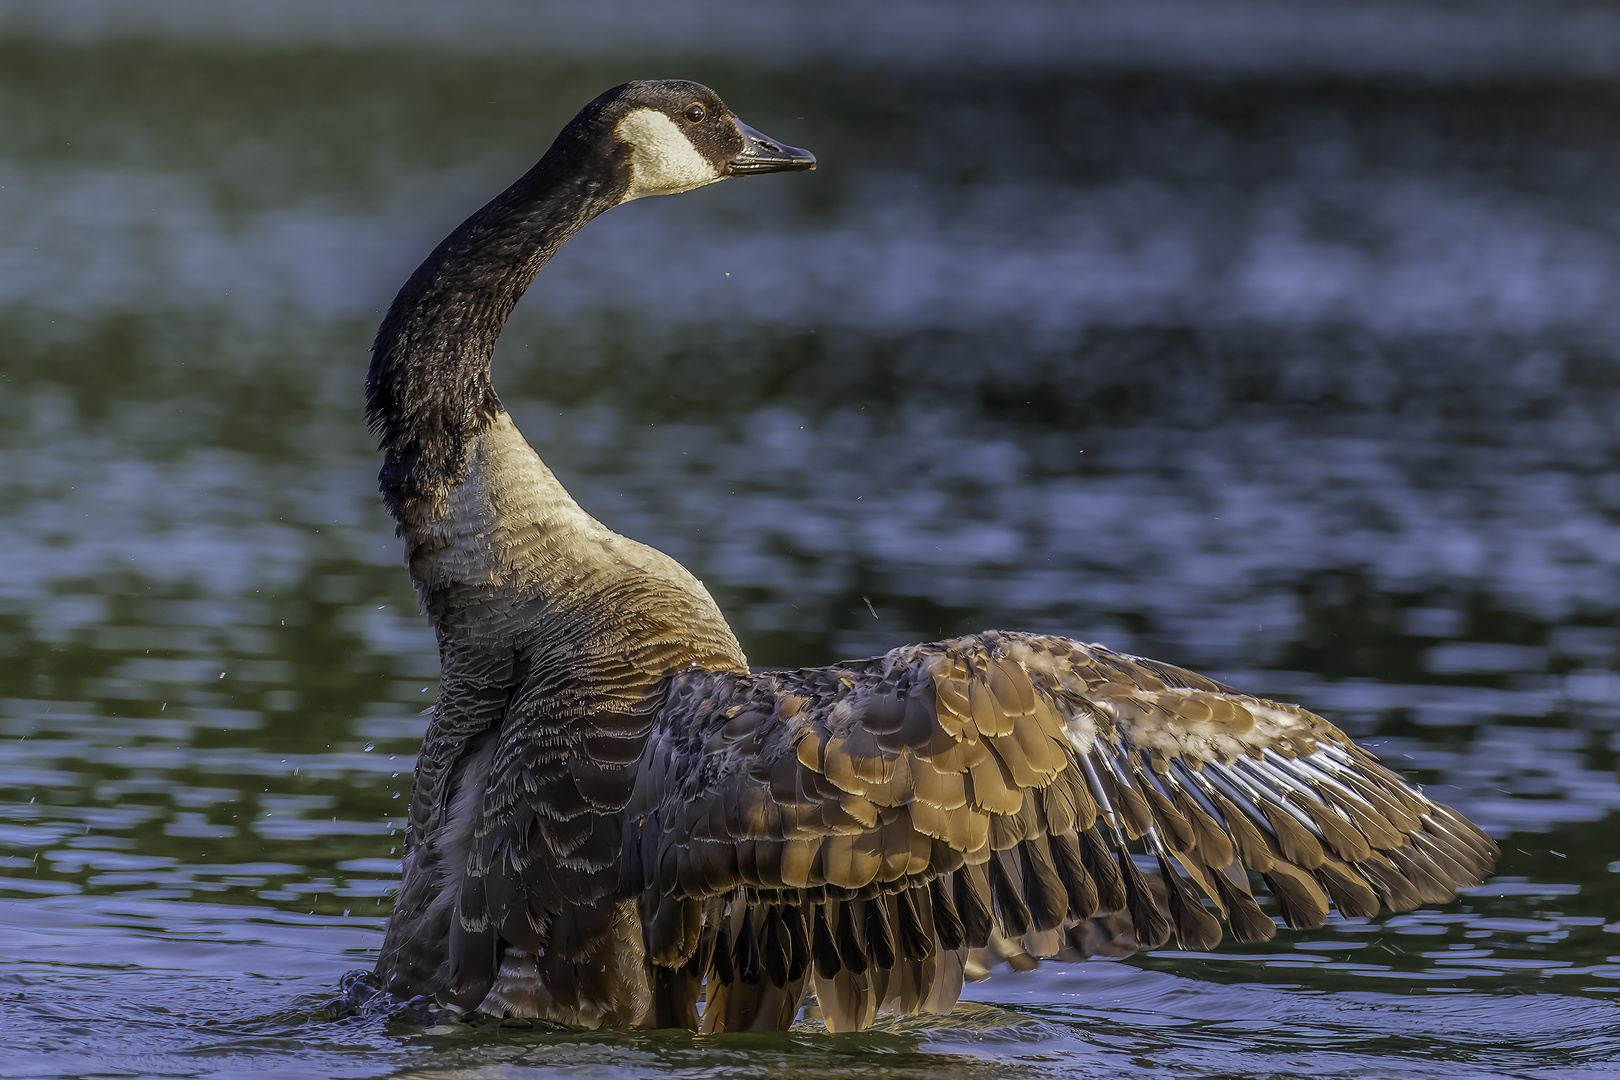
top-left (2, 10), bottom-right (1619, 1078)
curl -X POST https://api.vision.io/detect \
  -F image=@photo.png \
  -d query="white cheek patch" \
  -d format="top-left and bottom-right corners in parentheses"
top-left (615, 108), bottom-right (723, 202)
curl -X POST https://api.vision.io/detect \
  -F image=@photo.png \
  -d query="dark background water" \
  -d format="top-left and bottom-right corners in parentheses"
top-left (1, 2), bottom-right (1619, 1077)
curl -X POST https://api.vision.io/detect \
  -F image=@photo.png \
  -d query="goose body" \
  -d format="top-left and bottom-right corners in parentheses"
top-left (368, 81), bottom-right (1497, 1032)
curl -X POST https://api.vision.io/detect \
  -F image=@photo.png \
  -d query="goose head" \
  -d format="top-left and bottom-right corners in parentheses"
top-left (571, 79), bottom-right (815, 203)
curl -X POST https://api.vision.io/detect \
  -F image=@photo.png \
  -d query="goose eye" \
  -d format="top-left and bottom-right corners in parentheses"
top-left (683, 103), bottom-right (706, 124)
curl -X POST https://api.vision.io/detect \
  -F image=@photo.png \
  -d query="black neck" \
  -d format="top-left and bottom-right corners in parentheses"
top-left (366, 122), bottom-right (629, 519)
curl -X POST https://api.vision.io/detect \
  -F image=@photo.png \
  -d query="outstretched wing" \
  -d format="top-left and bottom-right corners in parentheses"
top-left (625, 630), bottom-right (1497, 1031)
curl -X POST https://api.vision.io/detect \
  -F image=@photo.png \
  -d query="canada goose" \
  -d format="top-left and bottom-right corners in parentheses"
top-left (367, 80), bottom-right (1497, 1033)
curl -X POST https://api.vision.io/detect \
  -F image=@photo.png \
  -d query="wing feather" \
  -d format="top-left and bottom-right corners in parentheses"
top-left (628, 630), bottom-right (1498, 1031)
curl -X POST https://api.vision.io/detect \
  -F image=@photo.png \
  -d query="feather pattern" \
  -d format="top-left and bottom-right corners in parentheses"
top-left (611, 631), bottom-right (1496, 1029)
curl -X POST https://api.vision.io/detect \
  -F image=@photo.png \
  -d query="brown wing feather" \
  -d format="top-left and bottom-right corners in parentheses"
top-left (626, 630), bottom-right (1498, 1032)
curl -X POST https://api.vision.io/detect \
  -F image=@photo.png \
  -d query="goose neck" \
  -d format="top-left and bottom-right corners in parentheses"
top-left (366, 134), bottom-right (627, 521)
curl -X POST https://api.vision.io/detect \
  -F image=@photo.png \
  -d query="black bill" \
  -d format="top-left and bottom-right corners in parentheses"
top-left (726, 119), bottom-right (816, 175)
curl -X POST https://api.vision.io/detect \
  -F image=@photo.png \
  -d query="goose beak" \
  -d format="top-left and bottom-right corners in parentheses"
top-left (726, 119), bottom-right (816, 175)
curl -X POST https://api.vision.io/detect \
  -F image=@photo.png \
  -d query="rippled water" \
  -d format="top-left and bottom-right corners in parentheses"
top-left (3, 8), bottom-right (1620, 1078)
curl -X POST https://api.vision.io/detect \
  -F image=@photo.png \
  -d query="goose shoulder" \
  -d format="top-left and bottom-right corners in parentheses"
top-left (405, 411), bottom-right (723, 626)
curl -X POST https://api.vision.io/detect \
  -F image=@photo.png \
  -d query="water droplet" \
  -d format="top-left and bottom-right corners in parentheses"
top-left (363, 743), bottom-right (375, 752)
top-left (392, 792), bottom-right (400, 799)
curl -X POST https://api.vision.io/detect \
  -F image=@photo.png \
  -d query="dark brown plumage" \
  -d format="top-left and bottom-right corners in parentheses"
top-left (366, 80), bottom-right (1498, 1033)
